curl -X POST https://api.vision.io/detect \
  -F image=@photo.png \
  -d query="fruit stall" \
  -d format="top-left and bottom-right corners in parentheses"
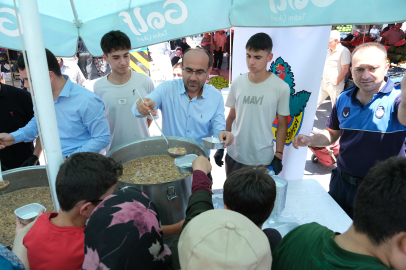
top-left (207, 75), bottom-right (230, 91)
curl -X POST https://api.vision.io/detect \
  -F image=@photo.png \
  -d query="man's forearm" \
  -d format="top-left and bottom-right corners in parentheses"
top-left (310, 129), bottom-right (340, 147)
top-left (275, 123), bottom-right (287, 154)
top-left (336, 70), bottom-right (347, 85)
top-left (226, 109), bottom-right (236, 132)
top-left (225, 117), bottom-right (234, 132)
top-left (33, 137), bottom-right (42, 158)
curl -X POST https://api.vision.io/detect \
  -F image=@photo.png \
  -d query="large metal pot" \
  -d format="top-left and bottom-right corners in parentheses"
top-left (107, 136), bottom-right (208, 227)
top-left (1, 166), bottom-right (50, 246)
top-left (2, 166), bottom-right (49, 195)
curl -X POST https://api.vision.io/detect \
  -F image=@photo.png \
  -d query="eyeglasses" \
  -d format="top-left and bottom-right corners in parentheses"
top-left (183, 68), bottom-right (209, 77)
top-left (173, 73), bottom-right (182, 78)
top-left (76, 199), bottom-right (103, 208)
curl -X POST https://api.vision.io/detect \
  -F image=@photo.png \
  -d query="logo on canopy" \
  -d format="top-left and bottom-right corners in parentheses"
top-left (269, 0), bottom-right (336, 13)
top-left (120, 0), bottom-right (187, 39)
top-left (270, 57), bottom-right (311, 145)
top-left (0, 7), bottom-right (23, 37)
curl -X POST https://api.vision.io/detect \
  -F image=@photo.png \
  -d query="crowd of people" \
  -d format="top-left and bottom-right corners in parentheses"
top-left (0, 25), bottom-right (406, 269)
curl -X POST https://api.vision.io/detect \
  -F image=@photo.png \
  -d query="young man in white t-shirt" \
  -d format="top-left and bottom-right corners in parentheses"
top-left (215, 32), bottom-right (290, 176)
top-left (93, 30), bottom-right (155, 153)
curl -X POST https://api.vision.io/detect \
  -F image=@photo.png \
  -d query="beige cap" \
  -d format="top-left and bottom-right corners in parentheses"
top-left (178, 209), bottom-right (272, 270)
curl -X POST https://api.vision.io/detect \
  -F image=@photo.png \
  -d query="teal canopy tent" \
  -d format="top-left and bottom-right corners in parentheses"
top-left (0, 0), bottom-right (232, 56)
top-left (230, 0), bottom-right (406, 27)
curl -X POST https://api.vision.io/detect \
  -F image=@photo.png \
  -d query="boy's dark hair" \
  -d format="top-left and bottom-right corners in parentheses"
top-left (353, 157), bottom-right (406, 245)
top-left (56, 152), bottom-right (123, 212)
top-left (223, 166), bottom-right (276, 226)
top-left (17, 49), bottom-right (62, 76)
top-left (246, 32), bottom-right (273, 53)
top-left (100, 30), bottom-right (131, 55)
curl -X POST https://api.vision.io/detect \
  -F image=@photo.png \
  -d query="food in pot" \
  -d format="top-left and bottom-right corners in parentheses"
top-left (0, 187), bottom-right (53, 245)
top-left (168, 147), bottom-right (187, 155)
top-left (119, 155), bottom-right (191, 184)
top-left (0, 180), bottom-right (9, 189)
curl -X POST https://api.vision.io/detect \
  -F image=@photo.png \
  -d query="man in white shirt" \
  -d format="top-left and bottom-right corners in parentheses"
top-left (93, 30), bottom-right (155, 153)
top-left (215, 33), bottom-right (290, 176)
top-left (213, 30), bottom-right (227, 70)
top-left (369, 25), bottom-right (380, 38)
top-left (317, 30), bottom-right (351, 108)
top-left (57, 57), bottom-right (86, 87)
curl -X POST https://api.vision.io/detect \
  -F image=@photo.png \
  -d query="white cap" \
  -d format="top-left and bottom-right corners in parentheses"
top-left (178, 209), bottom-right (272, 270)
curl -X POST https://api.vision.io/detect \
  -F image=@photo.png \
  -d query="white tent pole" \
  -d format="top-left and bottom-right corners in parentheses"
top-left (69, 0), bottom-right (81, 28)
top-left (228, 29), bottom-right (232, 86)
top-left (17, 0), bottom-right (63, 212)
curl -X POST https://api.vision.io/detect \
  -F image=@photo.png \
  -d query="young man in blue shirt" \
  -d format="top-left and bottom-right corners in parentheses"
top-left (0, 49), bottom-right (111, 158)
top-left (293, 42), bottom-right (406, 218)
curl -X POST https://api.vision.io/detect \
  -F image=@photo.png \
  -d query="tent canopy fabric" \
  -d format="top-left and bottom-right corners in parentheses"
top-left (0, 0), bottom-right (232, 56)
top-left (230, 0), bottom-right (406, 27)
top-left (2, 0), bottom-right (405, 57)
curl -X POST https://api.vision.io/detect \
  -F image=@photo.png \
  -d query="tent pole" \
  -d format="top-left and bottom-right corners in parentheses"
top-left (228, 29), bottom-right (232, 86)
top-left (210, 32), bottom-right (214, 73)
top-left (5, 49), bottom-right (14, 86)
top-left (69, 0), bottom-right (81, 28)
top-left (17, 0), bottom-right (63, 212)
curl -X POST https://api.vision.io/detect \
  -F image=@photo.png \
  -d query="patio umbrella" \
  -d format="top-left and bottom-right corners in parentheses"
top-left (0, 0), bottom-right (232, 56)
top-left (230, 0), bottom-right (406, 27)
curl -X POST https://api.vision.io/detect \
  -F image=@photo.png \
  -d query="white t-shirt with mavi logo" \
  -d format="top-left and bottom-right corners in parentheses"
top-left (225, 72), bottom-right (290, 165)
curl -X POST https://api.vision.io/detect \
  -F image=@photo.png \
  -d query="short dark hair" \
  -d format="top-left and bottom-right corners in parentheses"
top-left (100, 30), bottom-right (131, 55)
top-left (352, 42), bottom-right (387, 61)
top-left (223, 166), bottom-right (276, 226)
top-left (17, 48), bottom-right (62, 76)
top-left (56, 152), bottom-right (123, 212)
top-left (353, 157), bottom-right (406, 245)
top-left (183, 48), bottom-right (211, 69)
top-left (246, 32), bottom-right (273, 53)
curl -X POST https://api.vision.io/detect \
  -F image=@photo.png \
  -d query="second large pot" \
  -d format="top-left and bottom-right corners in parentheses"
top-left (107, 136), bottom-right (208, 227)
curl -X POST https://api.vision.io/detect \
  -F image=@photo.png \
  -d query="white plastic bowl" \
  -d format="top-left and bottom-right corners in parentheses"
top-left (14, 203), bottom-right (46, 220)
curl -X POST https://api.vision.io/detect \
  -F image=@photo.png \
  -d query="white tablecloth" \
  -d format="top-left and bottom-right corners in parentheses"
top-left (212, 179), bottom-right (353, 237)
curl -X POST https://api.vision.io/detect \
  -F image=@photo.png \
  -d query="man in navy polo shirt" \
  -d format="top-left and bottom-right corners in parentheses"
top-left (292, 42), bottom-right (406, 218)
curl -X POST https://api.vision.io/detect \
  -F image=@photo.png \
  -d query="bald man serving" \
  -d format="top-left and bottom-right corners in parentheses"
top-left (132, 48), bottom-right (233, 151)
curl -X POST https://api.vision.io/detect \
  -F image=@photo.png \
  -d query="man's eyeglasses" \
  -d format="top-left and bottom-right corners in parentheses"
top-left (173, 73), bottom-right (182, 78)
top-left (183, 68), bottom-right (209, 77)
top-left (76, 199), bottom-right (103, 208)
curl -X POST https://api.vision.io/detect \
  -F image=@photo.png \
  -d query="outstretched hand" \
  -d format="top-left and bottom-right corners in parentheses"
top-left (192, 156), bottom-right (212, 175)
top-left (218, 131), bottom-right (234, 147)
top-left (0, 133), bottom-right (15, 149)
top-left (15, 208), bottom-right (45, 235)
top-left (292, 134), bottom-right (312, 149)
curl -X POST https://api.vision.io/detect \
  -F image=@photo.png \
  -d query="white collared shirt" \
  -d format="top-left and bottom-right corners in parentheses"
top-left (60, 59), bottom-right (86, 87)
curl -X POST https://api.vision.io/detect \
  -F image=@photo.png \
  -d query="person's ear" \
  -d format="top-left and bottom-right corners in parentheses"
top-left (401, 233), bottom-right (406, 255)
top-left (385, 62), bottom-right (390, 72)
top-left (79, 202), bottom-right (95, 218)
top-left (224, 204), bottom-right (229, 210)
top-left (267, 52), bottom-right (274, 63)
top-left (103, 54), bottom-right (108, 62)
top-left (49, 71), bottom-right (55, 82)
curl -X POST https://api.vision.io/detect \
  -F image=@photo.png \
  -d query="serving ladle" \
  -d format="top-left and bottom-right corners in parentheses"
top-left (135, 89), bottom-right (186, 158)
